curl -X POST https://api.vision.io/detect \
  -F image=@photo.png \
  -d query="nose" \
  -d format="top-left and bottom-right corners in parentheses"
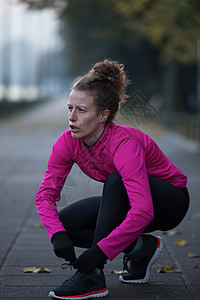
top-left (69, 109), bottom-right (77, 121)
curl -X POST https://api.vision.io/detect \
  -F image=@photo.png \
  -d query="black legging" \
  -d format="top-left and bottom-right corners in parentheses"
top-left (58, 172), bottom-right (189, 252)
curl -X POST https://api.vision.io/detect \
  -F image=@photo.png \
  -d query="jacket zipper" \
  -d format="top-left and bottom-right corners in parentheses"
top-left (88, 148), bottom-right (99, 170)
top-left (83, 141), bottom-right (99, 170)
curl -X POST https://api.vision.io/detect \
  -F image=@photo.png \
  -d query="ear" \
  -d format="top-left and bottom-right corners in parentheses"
top-left (100, 109), bottom-right (110, 123)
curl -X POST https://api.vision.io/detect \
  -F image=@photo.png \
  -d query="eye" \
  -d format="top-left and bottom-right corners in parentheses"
top-left (67, 105), bottom-right (73, 112)
top-left (78, 108), bottom-right (86, 113)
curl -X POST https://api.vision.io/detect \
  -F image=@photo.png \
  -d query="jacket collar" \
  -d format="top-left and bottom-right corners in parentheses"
top-left (82, 122), bottom-right (112, 150)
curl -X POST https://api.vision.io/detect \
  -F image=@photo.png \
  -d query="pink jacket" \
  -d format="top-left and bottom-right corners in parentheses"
top-left (36, 122), bottom-right (187, 260)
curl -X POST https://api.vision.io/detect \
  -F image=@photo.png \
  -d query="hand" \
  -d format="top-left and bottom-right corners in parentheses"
top-left (73, 245), bottom-right (108, 273)
top-left (52, 231), bottom-right (76, 263)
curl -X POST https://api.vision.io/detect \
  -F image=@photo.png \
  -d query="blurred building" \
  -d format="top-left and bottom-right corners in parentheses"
top-left (0, 0), bottom-right (67, 104)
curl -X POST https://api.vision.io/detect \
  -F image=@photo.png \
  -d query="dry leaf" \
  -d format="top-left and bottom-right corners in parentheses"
top-left (152, 264), bottom-right (180, 274)
top-left (187, 252), bottom-right (200, 258)
top-left (154, 283), bottom-right (164, 285)
top-left (22, 267), bottom-right (37, 273)
top-left (22, 267), bottom-right (52, 273)
top-left (33, 267), bottom-right (52, 273)
top-left (194, 261), bottom-right (200, 269)
top-left (190, 212), bottom-right (200, 220)
top-left (110, 270), bottom-right (127, 275)
top-left (162, 230), bottom-right (181, 236)
top-left (31, 223), bottom-right (44, 229)
top-left (175, 239), bottom-right (188, 246)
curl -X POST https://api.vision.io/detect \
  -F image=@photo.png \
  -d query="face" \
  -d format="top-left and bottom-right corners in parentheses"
top-left (68, 89), bottom-right (110, 146)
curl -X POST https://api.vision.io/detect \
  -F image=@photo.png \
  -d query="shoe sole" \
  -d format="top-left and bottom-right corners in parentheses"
top-left (48, 288), bottom-right (109, 299)
top-left (119, 236), bottom-right (164, 284)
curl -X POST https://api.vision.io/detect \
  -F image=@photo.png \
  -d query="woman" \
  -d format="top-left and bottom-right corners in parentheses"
top-left (36, 59), bottom-right (189, 299)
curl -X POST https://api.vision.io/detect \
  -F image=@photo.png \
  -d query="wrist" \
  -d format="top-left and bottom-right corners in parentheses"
top-left (95, 245), bottom-right (108, 261)
top-left (52, 231), bottom-right (67, 243)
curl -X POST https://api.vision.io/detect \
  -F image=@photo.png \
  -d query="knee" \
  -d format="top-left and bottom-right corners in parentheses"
top-left (58, 210), bottom-right (65, 224)
top-left (58, 209), bottom-right (73, 229)
top-left (105, 172), bottom-right (122, 185)
top-left (104, 172), bottom-right (127, 195)
top-left (102, 172), bottom-right (130, 211)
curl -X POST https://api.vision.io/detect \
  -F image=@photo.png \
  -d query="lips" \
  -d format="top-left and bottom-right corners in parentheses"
top-left (69, 124), bottom-right (79, 132)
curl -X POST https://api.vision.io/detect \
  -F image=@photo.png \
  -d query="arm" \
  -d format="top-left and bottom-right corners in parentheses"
top-left (35, 132), bottom-right (74, 241)
top-left (98, 139), bottom-right (154, 260)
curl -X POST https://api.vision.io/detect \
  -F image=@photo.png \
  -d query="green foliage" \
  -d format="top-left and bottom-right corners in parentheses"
top-left (110, 0), bottom-right (200, 64)
top-left (19, 0), bottom-right (199, 67)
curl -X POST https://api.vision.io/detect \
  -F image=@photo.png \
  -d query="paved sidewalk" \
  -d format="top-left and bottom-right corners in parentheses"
top-left (0, 96), bottom-right (199, 299)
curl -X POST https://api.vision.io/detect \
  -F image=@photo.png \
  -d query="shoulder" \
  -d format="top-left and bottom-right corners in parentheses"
top-left (110, 122), bottom-right (151, 146)
top-left (52, 129), bottom-right (79, 159)
top-left (55, 129), bottom-right (73, 147)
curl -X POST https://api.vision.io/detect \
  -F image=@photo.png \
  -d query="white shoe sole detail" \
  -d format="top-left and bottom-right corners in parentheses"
top-left (119, 236), bottom-right (164, 284)
top-left (48, 289), bottom-right (109, 299)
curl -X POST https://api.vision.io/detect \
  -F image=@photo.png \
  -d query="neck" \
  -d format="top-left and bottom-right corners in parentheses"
top-left (83, 124), bottom-right (106, 146)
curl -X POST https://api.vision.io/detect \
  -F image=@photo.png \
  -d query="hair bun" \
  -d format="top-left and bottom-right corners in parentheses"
top-left (90, 59), bottom-right (130, 95)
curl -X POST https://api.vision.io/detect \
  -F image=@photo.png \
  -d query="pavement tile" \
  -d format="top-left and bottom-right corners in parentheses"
top-left (107, 283), bottom-right (192, 299)
top-left (3, 252), bottom-right (60, 267)
top-left (0, 274), bottom-right (64, 286)
top-left (0, 286), bottom-right (53, 299)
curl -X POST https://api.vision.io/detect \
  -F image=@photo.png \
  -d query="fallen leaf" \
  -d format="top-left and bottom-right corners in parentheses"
top-left (152, 264), bottom-right (180, 274)
top-left (22, 267), bottom-right (52, 273)
top-left (22, 267), bottom-right (37, 273)
top-left (194, 261), bottom-right (200, 269)
top-left (190, 212), bottom-right (200, 220)
top-left (162, 230), bottom-right (181, 236)
top-left (110, 270), bottom-right (127, 275)
top-left (175, 239), bottom-right (188, 246)
top-left (33, 267), bottom-right (52, 273)
top-left (187, 252), bottom-right (200, 258)
top-left (31, 223), bottom-right (45, 229)
top-left (154, 282), bottom-right (164, 285)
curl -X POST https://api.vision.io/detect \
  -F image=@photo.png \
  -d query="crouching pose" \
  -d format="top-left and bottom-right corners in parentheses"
top-left (36, 59), bottom-right (190, 299)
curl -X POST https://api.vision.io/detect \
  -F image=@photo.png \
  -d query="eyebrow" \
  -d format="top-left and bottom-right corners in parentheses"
top-left (67, 104), bottom-right (88, 109)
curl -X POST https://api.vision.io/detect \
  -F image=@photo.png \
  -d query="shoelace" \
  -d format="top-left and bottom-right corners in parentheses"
top-left (60, 267), bottom-right (85, 285)
top-left (123, 254), bottom-right (130, 272)
top-left (61, 261), bottom-right (74, 271)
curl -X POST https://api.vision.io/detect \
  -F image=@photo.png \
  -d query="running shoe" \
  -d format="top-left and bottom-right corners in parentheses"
top-left (119, 234), bottom-right (164, 283)
top-left (48, 269), bottom-right (108, 299)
